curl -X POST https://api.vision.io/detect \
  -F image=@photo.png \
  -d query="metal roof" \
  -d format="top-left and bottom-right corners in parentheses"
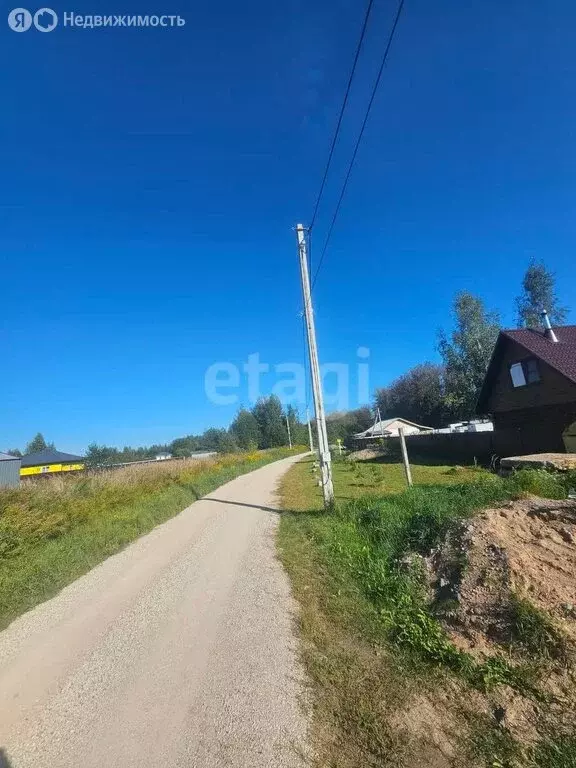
top-left (0, 452), bottom-right (20, 461)
top-left (21, 450), bottom-right (84, 468)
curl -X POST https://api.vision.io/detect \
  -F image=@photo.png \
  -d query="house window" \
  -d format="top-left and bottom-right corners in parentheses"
top-left (509, 358), bottom-right (540, 388)
top-left (524, 358), bottom-right (540, 384)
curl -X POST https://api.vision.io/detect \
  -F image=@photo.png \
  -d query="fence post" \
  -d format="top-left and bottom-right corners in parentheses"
top-left (398, 428), bottom-right (413, 487)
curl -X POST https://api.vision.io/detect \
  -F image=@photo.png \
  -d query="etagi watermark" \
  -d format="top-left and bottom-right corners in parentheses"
top-left (204, 348), bottom-right (371, 409)
top-left (8, 8), bottom-right (185, 31)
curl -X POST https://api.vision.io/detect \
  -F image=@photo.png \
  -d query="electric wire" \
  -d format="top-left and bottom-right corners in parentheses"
top-left (308, 0), bottom-right (376, 235)
top-left (312, 0), bottom-right (406, 289)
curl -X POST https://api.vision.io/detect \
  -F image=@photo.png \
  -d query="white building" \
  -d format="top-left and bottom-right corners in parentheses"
top-left (434, 420), bottom-right (494, 434)
top-left (354, 417), bottom-right (433, 440)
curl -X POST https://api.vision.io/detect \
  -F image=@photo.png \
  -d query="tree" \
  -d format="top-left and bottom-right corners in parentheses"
top-left (170, 435), bottom-right (200, 458)
top-left (325, 406), bottom-right (374, 443)
top-left (25, 433), bottom-right (55, 454)
top-left (6, 448), bottom-right (22, 457)
top-left (85, 443), bottom-right (119, 466)
top-left (230, 408), bottom-right (262, 450)
top-left (516, 260), bottom-right (568, 328)
top-left (200, 428), bottom-right (237, 453)
top-left (375, 363), bottom-right (446, 428)
top-left (438, 292), bottom-right (500, 420)
top-left (252, 396), bottom-right (287, 448)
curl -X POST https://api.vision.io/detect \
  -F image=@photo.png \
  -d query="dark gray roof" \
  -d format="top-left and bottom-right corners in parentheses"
top-left (477, 324), bottom-right (576, 412)
top-left (21, 450), bottom-right (84, 468)
top-left (0, 452), bottom-right (20, 461)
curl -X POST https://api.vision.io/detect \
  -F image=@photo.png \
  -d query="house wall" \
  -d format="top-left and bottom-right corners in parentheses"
top-left (368, 420), bottom-right (423, 437)
top-left (486, 338), bottom-right (576, 413)
top-left (479, 337), bottom-right (576, 454)
top-left (493, 403), bottom-right (576, 454)
top-left (20, 462), bottom-right (85, 477)
top-left (387, 420), bottom-right (423, 436)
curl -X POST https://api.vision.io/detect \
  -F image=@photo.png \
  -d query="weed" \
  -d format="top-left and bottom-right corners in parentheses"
top-left (279, 460), bottom-right (572, 767)
top-left (507, 594), bottom-right (568, 663)
top-left (468, 715), bottom-right (522, 768)
top-left (0, 447), bottom-right (301, 628)
top-left (530, 735), bottom-right (576, 768)
top-left (507, 469), bottom-right (569, 500)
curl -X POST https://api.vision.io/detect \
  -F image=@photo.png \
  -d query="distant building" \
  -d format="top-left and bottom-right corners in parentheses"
top-left (434, 419), bottom-right (494, 434)
top-left (0, 452), bottom-right (21, 487)
top-left (354, 417), bottom-right (433, 440)
top-left (477, 314), bottom-right (576, 454)
top-left (20, 449), bottom-right (85, 477)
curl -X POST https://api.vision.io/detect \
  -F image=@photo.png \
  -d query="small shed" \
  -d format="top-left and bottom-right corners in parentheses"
top-left (0, 452), bottom-right (21, 487)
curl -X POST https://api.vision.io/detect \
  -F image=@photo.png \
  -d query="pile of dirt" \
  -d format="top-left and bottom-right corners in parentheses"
top-left (428, 497), bottom-right (576, 656)
top-left (423, 496), bottom-right (576, 749)
top-left (347, 448), bottom-right (386, 462)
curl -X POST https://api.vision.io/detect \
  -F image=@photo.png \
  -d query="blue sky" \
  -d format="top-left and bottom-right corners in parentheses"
top-left (1, 0), bottom-right (574, 453)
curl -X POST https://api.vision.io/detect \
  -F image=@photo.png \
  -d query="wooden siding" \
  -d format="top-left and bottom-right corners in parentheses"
top-left (485, 337), bottom-right (576, 413)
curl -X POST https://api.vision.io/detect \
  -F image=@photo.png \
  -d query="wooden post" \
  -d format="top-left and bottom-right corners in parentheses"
top-left (398, 427), bottom-right (413, 487)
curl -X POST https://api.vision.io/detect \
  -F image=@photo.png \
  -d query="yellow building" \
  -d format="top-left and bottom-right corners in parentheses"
top-left (20, 449), bottom-right (85, 477)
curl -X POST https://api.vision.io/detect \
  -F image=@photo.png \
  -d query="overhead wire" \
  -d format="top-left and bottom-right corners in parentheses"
top-left (308, 0), bottom-right (376, 236)
top-left (311, 0), bottom-right (406, 290)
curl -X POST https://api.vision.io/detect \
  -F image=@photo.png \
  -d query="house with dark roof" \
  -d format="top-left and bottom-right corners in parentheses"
top-left (476, 314), bottom-right (576, 454)
top-left (20, 449), bottom-right (85, 477)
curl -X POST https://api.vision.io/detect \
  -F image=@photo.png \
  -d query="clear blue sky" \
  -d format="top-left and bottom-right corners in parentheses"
top-left (1, 0), bottom-right (574, 453)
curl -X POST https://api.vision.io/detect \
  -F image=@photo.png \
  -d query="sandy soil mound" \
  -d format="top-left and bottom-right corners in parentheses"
top-left (422, 497), bottom-right (576, 749)
top-left (429, 497), bottom-right (576, 656)
top-left (347, 448), bottom-right (386, 462)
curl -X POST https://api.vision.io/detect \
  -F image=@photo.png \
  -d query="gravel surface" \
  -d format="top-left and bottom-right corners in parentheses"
top-left (0, 455), bottom-right (310, 767)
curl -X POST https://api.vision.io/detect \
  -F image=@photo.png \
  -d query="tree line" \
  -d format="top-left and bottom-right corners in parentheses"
top-left (375, 260), bottom-right (568, 427)
top-left (5, 261), bottom-right (568, 460)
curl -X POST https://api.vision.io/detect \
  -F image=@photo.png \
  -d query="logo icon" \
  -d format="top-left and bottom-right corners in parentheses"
top-left (33, 7), bottom-right (57, 31)
top-left (8, 7), bottom-right (32, 31)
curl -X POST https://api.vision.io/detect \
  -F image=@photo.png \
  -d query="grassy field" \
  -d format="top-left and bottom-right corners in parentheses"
top-left (0, 447), bottom-right (303, 629)
top-left (278, 455), bottom-right (575, 768)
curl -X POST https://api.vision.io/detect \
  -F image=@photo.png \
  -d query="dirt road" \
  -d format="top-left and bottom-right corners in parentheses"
top-left (0, 455), bottom-right (309, 767)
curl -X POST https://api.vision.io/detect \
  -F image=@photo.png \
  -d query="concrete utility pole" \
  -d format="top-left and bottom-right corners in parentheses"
top-left (398, 427), bottom-right (413, 487)
top-left (296, 224), bottom-right (334, 506)
top-left (306, 408), bottom-right (314, 453)
top-left (285, 415), bottom-right (292, 449)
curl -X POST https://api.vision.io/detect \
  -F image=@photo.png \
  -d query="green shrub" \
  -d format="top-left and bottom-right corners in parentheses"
top-left (507, 469), bottom-right (568, 500)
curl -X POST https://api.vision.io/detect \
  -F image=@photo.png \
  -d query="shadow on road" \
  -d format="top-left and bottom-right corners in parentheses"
top-left (203, 497), bottom-right (281, 514)
top-left (0, 748), bottom-right (13, 767)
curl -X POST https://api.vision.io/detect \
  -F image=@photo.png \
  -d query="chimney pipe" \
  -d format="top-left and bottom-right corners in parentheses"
top-left (541, 310), bottom-right (558, 342)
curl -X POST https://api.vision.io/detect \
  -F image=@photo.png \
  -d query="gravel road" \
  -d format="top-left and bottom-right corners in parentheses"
top-left (0, 455), bottom-right (310, 767)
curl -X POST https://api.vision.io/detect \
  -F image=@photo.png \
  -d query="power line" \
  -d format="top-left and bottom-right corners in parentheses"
top-left (312, 0), bottom-right (406, 289)
top-left (308, 0), bottom-right (376, 235)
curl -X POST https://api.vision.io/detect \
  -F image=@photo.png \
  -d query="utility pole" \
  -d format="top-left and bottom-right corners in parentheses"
top-left (398, 427), bottom-right (413, 487)
top-left (306, 407), bottom-right (314, 453)
top-left (296, 224), bottom-right (334, 506)
top-left (285, 415), bottom-right (292, 449)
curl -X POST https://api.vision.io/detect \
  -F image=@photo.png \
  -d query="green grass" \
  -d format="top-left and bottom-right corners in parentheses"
top-left (278, 456), bottom-right (572, 768)
top-left (507, 594), bottom-right (568, 663)
top-left (0, 447), bottom-right (303, 629)
top-left (281, 454), bottom-right (488, 511)
top-left (530, 736), bottom-right (576, 768)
